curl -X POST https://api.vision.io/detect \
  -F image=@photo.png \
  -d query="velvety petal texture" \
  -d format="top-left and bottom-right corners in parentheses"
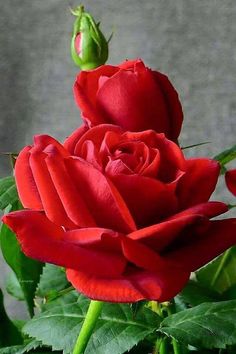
top-left (3, 119), bottom-right (236, 303)
top-left (3, 211), bottom-right (126, 277)
top-left (74, 59), bottom-right (183, 141)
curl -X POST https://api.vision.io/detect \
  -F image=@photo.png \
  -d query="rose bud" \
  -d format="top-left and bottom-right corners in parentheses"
top-left (225, 169), bottom-right (236, 196)
top-left (3, 125), bottom-right (236, 303)
top-left (71, 5), bottom-right (108, 70)
top-left (74, 59), bottom-right (183, 141)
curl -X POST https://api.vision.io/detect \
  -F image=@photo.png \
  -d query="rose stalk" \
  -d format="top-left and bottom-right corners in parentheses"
top-left (72, 300), bottom-right (103, 354)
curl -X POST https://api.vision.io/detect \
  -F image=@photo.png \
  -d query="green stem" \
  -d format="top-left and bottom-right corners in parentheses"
top-left (159, 338), bottom-right (168, 354)
top-left (154, 337), bottom-right (168, 354)
top-left (72, 300), bottom-right (103, 354)
top-left (172, 338), bottom-right (181, 354)
top-left (162, 300), bottom-right (186, 354)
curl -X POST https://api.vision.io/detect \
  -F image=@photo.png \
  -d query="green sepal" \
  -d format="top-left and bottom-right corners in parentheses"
top-left (71, 6), bottom-right (108, 69)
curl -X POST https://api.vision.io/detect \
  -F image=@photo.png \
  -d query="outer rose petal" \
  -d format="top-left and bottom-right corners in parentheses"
top-left (127, 202), bottom-right (227, 252)
top-left (34, 135), bottom-right (69, 158)
top-left (177, 158), bottom-right (220, 208)
top-left (45, 146), bottom-right (96, 227)
top-left (2, 211), bottom-right (126, 277)
top-left (165, 219), bottom-right (236, 271)
top-left (74, 65), bottom-right (119, 126)
top-left (96, 62), bottom-right (171, 134)
top-left (225, 169), bottom-right (236, 196)
top-left (66, 267), bottom-right (190, 303)
top-left (167, 201), bottom-right (228, 221)
top-left (153, 71), bottom-right (183, 141)
top-left (15, 146), bottom-right (42, 210)
top-left (29, 148), bottom-right (76, 229)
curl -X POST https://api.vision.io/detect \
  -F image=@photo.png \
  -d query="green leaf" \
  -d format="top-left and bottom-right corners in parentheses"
top-left (159, 299), bottom-right (236, 349)
top-left (19, 340), bottom-right (42, 353)
top-left (0, 177), bottom-right (19, 210)
top-left (0, 346), bottom-right (23, 354)
top-left (0, 289), bottom-right (23, 347)
top-left (0, 339), bottom-right (43, 354)
top-left (6, 271), bottom-right (24, 301)
top-left (0, 203), bottom-right (43, 317)
top-left (178, 280), bottom-right (220, 306)
top-left (214, 144), bottom-right (236, 172)
top-left (24, 293), bottom-right (160, 354)
top-left (36, 264), bottom-right (69, 300)
top-left (196, 247), bottom-right (236, 294)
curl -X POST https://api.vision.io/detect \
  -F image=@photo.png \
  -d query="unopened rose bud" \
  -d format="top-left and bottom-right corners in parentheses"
top-left (71, 5), bottom-right (109, 70)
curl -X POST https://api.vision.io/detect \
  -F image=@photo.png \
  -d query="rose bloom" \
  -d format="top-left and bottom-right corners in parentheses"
top-left (225, 169), bottom-right (236, 197)
top-left (74, 59), bottom-right (183, 141)
top-left (3, 125), bottom-right (236, 302)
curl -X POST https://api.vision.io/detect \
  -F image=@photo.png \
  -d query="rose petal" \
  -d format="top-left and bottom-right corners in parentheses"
top-left (118, 59), bottom-right (138, 70)
top-left (106, 158), bottom-right (133, 175)
top-left (34, 135), bottom-right (69, 157)
top-left (15, 146), bottom-right (42, 210)
top-left (74, 124), bottom-right (122, 157)
top-left (165, 218), bottom-right (236, 271)
top-left (63, 124), bottom-right (89, 155)
top-left (66, 228), bottom-right (122, 252)
top-left (65, 157), bottom-right (136, 233)
top-left (225, 169), bottom-right (236, 197)
top-left (80, 140), bottom-right (102, 171)
top-left (128, 215), bottom-right (205, 252)
top-left (29, 148), bottom-right (76, 228)
top-left (121, 236), bottom-right (176, 271)
top-left (66, 266), bottom-right (190, 302)
top-left (128, 202), bottom-right (228, 252)
top-left (177, 158), bottom-right (220, 208)
top-left (96, 65), bottom-right (170, 133)
top-left (45, 145), bottom-right (96, 227)
top-left (110, 174), bottom-right (178, 227)
top-left (167, 201), bottom-right (228, 221)
top-left (74, 65), bottom-right (119, 126)
top-left (122, 131), bottom-right (186, 181)
top-left (153, 71), bottom-right (183, 141)
top-left (2, 211), bottom-right (126, 277)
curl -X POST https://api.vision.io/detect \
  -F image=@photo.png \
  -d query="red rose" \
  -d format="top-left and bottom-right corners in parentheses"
top-left (225, 169), bottom-right (236, 196)
top-left (74, 59), bottom-right (183, 141)
top-left (3, 125), bottom-right (236, 302)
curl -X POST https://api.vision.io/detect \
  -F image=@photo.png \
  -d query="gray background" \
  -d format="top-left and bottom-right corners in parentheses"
top-left (0, 0), bottom-right (235, 318)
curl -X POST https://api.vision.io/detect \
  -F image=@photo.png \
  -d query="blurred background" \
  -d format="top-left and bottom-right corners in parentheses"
top-left (0, 0), bottom-right (235, 318)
